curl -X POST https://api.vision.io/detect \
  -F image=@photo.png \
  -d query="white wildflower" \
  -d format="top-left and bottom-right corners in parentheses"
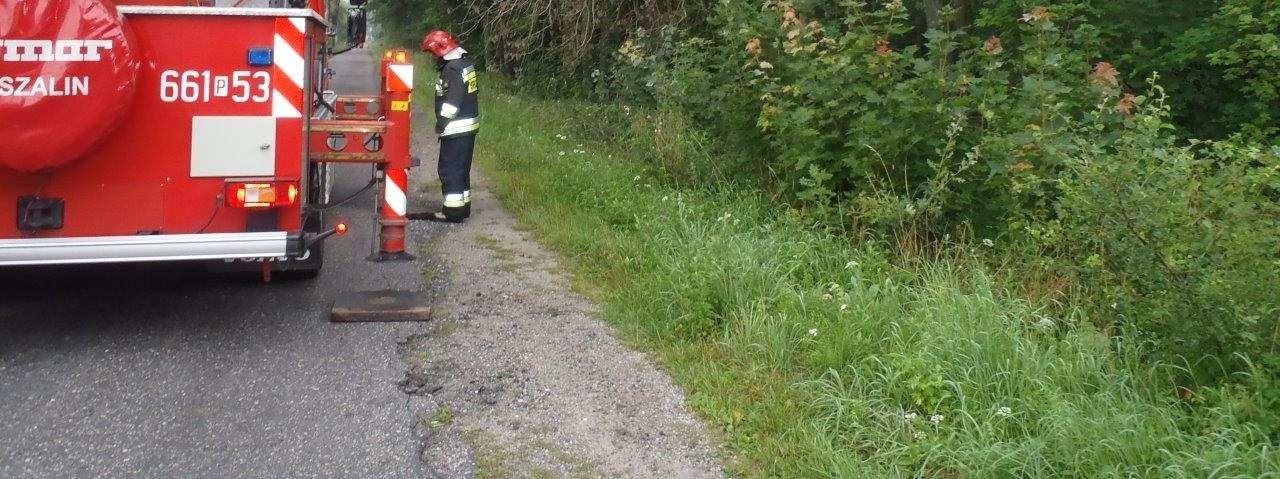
top-left (808, 328), bottom-right (818, 337)
top-left (904, 412), bottom-right (918, 421)
top-left (845, 260), bottom-right (858, 269)
top-left (913, 430), bottom-right (926, 440)
top-left (981, 238), bottom-right (994, 248)
top-left (839, 303), bottom-right (848, 311)
top-left (929, 414), bottom-right (944, 425)
top-left (634, 175), bottom-right (641, 181)
top-left (996, 406), bottom-right (1012, 418)
top-left (661, 196), bottom-right (669, 202)
top-left (758, 61), bottom-right (774, 69)
top-left (821, 293), bottom-right (832, 301)
top-left (558, 151), bottom-right (565, 156)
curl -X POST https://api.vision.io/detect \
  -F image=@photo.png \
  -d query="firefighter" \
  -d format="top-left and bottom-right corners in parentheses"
top-left (420, 30), bottom-right (479, 223)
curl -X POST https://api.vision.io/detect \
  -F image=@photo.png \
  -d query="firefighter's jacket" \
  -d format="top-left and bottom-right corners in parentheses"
top-left (434, 56), bottom-right (479, 138)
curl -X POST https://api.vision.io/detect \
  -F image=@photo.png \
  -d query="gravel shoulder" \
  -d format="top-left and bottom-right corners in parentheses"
top-left (404, 107), bottom-right (726, 478)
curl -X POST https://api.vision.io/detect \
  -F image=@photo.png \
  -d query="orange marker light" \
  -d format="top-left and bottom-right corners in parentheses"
top-left (394, 51), bottom-right (407, 63)
top-left (225, 181), bottom-right (300, 209)
top-left (335, 222), bottom-right (349, 235)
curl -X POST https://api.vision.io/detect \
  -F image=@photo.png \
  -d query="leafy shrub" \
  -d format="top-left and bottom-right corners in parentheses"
top-left (628, 2), bottom-right (1124, 236)
top-left (1200, 0), bottom-right (1280, 141)
top-left (1050, 86), bottom-right (1280, 383)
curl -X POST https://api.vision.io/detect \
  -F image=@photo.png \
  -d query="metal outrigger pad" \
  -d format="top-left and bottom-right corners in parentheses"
top-left (330, 290), bottom-right (432, 322)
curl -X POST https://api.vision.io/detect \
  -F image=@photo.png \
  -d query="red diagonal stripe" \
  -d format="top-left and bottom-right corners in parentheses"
top-left (273, 66), bottom-right (305, 111)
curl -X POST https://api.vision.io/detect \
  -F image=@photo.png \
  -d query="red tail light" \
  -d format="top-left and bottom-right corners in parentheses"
top-left (226, 181), bottom-right (300, 209)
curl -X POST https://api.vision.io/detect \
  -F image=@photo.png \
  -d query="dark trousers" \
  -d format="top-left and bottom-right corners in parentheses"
top-left (438, 132), bottom-right (476, 220)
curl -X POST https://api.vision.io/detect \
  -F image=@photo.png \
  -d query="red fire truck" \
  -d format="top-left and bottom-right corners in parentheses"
top-left (0, 0), bottom-right (416, 278)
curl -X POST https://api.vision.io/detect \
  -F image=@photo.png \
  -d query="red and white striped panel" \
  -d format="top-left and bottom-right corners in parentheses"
top-left (386, 63), bottom-right (414, 92)
top-left (384, 168), bottom-right (409, 218)
top-left (272, 17), bottom-right (307, 118)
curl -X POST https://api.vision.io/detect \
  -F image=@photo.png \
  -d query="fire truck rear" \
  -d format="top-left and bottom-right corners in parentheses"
top-left (0, 0), bottom-right (416, 277)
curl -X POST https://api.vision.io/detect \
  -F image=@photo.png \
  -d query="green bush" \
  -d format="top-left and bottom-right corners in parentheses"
top-left (1050, 85), bottom-right (1280, 384)
top-left (627, 2), bottom-right (1121, 234)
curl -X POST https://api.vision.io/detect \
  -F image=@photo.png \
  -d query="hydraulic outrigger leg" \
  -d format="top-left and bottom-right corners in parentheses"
top-left (309, 48), bottom-right (417, 262)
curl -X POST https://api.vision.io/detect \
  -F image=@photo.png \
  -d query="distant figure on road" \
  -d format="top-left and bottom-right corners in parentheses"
top-left (420, 30), bottom-right (479, 223)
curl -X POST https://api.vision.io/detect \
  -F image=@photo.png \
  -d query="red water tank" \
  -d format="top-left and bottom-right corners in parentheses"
top-left (0, 0), bottom-right (141, 173)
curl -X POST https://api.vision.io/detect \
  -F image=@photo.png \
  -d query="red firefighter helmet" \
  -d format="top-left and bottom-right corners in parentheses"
top-left (421, 30), bottom-right (460, 58)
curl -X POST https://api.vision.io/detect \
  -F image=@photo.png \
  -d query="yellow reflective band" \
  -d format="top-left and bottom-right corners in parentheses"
top-left (462, 66), bottom-right (478, 93)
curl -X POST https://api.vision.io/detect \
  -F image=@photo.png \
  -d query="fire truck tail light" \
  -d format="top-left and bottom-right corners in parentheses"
top-left (226, 181), bottom-right (300, 209)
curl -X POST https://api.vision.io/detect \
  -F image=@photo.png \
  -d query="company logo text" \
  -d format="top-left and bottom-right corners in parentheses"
top-left (0, 39), bottom-right (113, 62)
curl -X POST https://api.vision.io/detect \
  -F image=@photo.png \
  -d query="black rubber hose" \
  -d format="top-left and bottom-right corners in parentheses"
top-left (312, 174), bottom-right (378, 211)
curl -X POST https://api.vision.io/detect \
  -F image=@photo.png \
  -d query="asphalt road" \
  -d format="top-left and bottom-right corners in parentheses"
top-left (0, 48), bottom-right (434, 478)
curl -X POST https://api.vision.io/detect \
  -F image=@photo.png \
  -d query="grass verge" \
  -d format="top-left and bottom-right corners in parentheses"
top-left (430, 73), bottom-right (1280, 477)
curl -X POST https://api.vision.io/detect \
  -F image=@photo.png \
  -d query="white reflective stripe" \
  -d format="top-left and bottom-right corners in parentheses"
top-left (439, 103), bottom-right (458, 119)
top-left (388, 63), bottom-right (414, 89)
top-left (443, 193), bottom-right (466, 207)
top-left (462, 190), bottom-right (471, 200)
top-left (461, 65), bottom-right (475, 77)
top-left (384, 177), bottom-right (408, 216)
top-left (271, 90), bottom-right (302, 118)
top-left (273, 33), bottom-right (305, 87)
top-left (288, 17), bottom-right (306, 33)
top-left (440, 117), bottom-right (479, 137)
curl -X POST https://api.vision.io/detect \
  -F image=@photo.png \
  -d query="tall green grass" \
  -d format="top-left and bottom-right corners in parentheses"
top-left (454, 78), bottom-right (1279, 477)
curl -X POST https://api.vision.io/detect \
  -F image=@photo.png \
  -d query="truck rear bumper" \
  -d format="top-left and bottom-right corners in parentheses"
top-left (0, 232), bottom-right (295, 266)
